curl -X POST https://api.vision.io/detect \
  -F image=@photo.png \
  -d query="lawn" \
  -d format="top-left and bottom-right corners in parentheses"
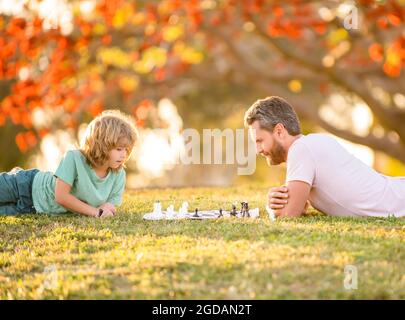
top-left (0, 186), bottom-right (404, 299)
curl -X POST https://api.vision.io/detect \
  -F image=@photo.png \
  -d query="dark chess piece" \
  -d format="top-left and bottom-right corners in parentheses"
top-left (218, 208), bottom-right (223, 217)
top-left (193, 208), bottom-right (199, 217)
top-left (240, 202), bottom-right (245, 217)
top-left (231, 204), bottom-right (237, 216)
top-left (241, 202), bottom-right (249, 217)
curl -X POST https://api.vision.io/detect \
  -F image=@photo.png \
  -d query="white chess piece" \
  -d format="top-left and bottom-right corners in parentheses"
top-left (265, 205), bottom-right (276, 221)
top-left (166, 205), bottom-right (174, 219)
top-left (249, 208), bottom-right (260, 218)
top-left (153, 201), bottom-right (162, 215)
top-left (177, 205), bottom-right (184, 218)
top-left (181, 202), bottom-right (189, 215)
top-left (144, 201), bottom-right (164, 220)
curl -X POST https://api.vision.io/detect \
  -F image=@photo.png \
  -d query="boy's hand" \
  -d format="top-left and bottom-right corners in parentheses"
top-left (99, 203), bottom-right (116, 215)
top-left (99, 209), bottom-right (115, 218)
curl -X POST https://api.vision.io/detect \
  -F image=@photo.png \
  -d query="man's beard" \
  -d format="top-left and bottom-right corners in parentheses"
top-left (266, 140), bottom-right (286, 165)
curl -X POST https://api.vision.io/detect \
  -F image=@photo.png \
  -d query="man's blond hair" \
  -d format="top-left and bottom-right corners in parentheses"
top-left (80, 110), bottom-right (138, 171)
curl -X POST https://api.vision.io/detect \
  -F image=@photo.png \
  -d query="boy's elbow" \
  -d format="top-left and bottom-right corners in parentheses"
top-left (54, 192), bottom-right (66, 206)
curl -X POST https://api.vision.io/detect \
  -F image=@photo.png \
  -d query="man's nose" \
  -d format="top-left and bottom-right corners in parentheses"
top-left (256, 145), bottom-right (262, 155)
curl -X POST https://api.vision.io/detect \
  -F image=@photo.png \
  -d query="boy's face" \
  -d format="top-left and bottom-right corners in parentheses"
top-left (108, 145), bottom-right (129, 169)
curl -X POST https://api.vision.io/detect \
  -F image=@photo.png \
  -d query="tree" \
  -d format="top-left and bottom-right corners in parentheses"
top-left (0, 0), bottom-right (404, 163)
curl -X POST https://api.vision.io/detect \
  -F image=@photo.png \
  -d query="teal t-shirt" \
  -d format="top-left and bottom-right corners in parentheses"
top-left (32, 150), bottom-right (126, 214)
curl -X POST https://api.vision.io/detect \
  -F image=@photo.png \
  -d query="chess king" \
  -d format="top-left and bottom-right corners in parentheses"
top-left (244, 96), bottom-right (405, 218)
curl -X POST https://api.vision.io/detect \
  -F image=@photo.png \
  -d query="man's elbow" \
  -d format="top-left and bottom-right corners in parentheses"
top-left (276, 209), bottom-right (303, 218)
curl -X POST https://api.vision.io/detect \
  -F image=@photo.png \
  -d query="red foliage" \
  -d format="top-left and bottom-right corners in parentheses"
top-left (0, 0), bottom-right (403, 153)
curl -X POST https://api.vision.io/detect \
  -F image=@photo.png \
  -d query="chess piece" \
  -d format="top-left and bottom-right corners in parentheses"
top-left (153, 201), bottom-right (162, 215)
top-left (231, 204), bottom-right (237, 216)
top-left (245, 202), bottom-right (250, 217)
top-left (193, 208), bottom-right (199, 217)
top-left (218, 208), bottom-right (223, 217)
top-left (166, 205), bottom-right (174, 219)
top-left (241, 202), bottom-right (248, 217)
top-left (265, 204), bottom-right (276, 221)
top-left (249, 208), bottom-right (259, 218)
top-left (181, 201), bottom-right (189, 215)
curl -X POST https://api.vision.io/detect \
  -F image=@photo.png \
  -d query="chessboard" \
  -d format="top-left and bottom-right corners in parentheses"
top-left (143, 210), bottom-right (223, 220)
top-left (142, 202), bottom-right (260, 221)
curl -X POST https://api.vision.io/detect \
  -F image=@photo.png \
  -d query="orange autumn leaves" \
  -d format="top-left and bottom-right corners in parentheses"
top-left (369, 37), bottom-right (404, 78)
top-left (0, 0), bottom-right (404, 154)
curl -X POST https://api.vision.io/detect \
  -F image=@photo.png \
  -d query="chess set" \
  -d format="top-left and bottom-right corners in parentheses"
top-left (142, 201), bottom-right (263, 220)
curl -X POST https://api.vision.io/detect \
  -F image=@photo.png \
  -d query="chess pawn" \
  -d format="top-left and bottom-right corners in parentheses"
top-left (241, 202), bottom-right (247, 217)
top-left (153, 201), bottom-right (162, 215)
top-left (265, 205), bottom-right (276, 221)
top-left (166, 205), bottom-right (174, 219)
top-left (181, 201), bottom-right (189, 215)
top-left (249, 208), bottom-right (259, 218)
top-left (193, 208), bottom-right (199, 217)
top-left (245, 202), bottom-right (250, 217)
top-left (177, 203), bottom-right (186, 218)
top-left (231, 204), bottom-right (237, 216)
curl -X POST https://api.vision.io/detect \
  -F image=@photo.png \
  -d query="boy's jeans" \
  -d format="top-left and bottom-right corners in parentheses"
top-left (0, 168), bottom-right (39, 215)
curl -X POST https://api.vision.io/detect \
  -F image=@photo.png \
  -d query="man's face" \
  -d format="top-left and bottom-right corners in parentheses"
top-left (249, 121), bottom-right (286, 166)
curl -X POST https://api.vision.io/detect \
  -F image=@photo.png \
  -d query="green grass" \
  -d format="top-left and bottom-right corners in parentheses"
top-left (1, 186), bottom-right (404, 299)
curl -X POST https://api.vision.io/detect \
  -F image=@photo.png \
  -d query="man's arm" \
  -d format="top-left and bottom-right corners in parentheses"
top-left (54, 178), bottom-right (114, 217)
top-left (271, 181), bottom-right (311, 217)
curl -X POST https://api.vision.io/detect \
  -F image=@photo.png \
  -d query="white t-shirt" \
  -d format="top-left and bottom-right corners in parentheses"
top-left (286, 134), bottom-right (405, 217)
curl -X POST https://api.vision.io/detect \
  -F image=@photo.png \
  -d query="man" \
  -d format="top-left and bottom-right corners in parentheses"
top-left (244, 96), bottom-right (405, 218)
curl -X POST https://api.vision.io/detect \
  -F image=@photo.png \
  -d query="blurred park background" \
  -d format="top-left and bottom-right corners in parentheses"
top-left (0, 0), bottom-right (404, 188)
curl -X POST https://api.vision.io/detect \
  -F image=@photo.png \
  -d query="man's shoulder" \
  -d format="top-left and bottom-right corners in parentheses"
top-left (293, 133), bottom-right (339, 151)
top-left (298, 133), bottom-right (335, 144)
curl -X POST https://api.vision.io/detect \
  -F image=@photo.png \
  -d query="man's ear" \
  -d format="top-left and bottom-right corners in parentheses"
top-left (273, 123), bottom-right (286, 138)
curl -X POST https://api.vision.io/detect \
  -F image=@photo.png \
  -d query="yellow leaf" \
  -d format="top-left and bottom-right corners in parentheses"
top-left (328, 28), bottom-right (349, 46)
top-left (112, 4), bottom-right (133, 29)
top-left (173, 42), bottom-right (204, 64)
top-left (119, 76), bottom-right (139, 92)
top-left (288, 79), bottom-right (302, 93)
top-left (133, 47), bottom-right (167, 73)
top-left (98, 47), bottom-right (132, 69)
top-left (93, 23), bottom-right (106, 35)
top-left (162, 25), bottom-right (184, 42)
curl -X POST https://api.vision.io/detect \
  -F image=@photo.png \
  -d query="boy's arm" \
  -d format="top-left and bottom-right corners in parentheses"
top-left (271, 181), bottom-right (311, 218)
top-left (54, 178), bottom-right (101, 217)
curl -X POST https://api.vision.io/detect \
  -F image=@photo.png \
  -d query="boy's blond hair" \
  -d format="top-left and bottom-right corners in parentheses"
top-left (80, 110), bottom-right (138, 171)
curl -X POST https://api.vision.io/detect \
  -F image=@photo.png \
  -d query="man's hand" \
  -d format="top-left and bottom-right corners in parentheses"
top-left (268, 183), bottom-right (311, 217)
top-left (268, 186), bottom-right (289, 212)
